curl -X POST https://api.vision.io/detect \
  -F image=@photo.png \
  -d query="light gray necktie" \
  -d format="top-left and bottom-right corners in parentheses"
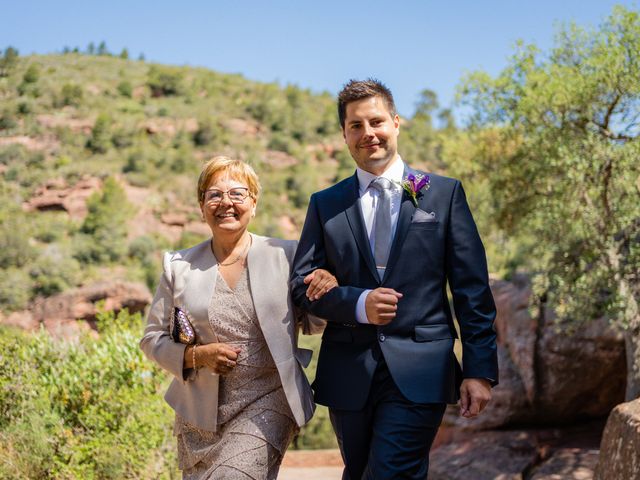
top-left (370, 177), bottom-right (393, 280)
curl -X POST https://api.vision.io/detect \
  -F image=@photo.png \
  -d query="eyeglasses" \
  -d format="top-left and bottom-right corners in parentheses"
top-left (203, 187), bottom-right (251, 204)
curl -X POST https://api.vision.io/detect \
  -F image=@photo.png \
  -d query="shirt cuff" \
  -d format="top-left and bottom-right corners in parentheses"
top-left (355, 289), bottom-right (372, 324)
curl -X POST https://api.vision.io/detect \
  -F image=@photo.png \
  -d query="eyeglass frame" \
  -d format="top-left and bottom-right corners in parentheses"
top-left (202, 187), bottom-right (253, 205)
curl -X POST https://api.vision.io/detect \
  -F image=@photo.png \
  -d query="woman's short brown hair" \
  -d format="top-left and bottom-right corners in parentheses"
top-left (197, 156), bottom-right (261, 204)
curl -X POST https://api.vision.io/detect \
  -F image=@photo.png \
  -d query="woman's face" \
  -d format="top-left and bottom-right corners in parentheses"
top-left (200, 173), bottom-right (256, 238)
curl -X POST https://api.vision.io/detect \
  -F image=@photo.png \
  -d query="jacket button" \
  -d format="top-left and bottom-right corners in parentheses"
top-left (379, 334), bottom-right (386, 342)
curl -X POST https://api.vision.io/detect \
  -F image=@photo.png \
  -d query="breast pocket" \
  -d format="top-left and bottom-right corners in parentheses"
top-left (409, 221), bottom-right (439, 231)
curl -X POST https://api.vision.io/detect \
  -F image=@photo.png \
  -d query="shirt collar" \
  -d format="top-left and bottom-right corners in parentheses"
top-left (356, 155), bottom-right (405, 195)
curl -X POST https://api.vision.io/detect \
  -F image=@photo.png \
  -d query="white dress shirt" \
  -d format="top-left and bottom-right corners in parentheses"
top-left (354, 156), bottom-right (405, 324)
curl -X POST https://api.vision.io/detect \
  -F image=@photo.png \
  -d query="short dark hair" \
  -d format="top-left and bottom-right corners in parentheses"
top-left (337, 79), bottom-right (397, 129)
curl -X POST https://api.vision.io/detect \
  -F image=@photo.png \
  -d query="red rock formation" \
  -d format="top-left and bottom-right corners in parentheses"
top-left (594, 398), bottom-right (640, 480)
top-left (1, 281), bottom-right (152, 340)
top-left (444, 275), bottom-right (626, 429)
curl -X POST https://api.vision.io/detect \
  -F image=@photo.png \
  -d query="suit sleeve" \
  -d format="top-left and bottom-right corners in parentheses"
top-left (445, 181), bottom-right (499, 385)
top-left (285, 239), bottom-right (326, 335)
top-left (290, 194), bottom-right (365, 325)
top-left (139, 252), bottom-right (190, 381)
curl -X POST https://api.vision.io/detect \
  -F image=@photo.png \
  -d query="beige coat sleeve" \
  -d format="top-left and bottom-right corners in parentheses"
top-left (139, 252), bottom-right (189, 381)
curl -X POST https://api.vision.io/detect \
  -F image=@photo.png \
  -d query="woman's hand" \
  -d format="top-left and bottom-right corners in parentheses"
top-left (196, 343), bottom-right (242, 375)
top-left (304, 268), bottom-right (338, 301)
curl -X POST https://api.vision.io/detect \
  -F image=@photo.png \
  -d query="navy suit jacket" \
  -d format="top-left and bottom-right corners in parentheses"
top-left (290, 167), bottom-right (498, 410)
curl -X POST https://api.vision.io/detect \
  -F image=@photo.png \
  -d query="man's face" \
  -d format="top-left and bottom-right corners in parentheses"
top-left (342, 96), bottom-right (400, 176)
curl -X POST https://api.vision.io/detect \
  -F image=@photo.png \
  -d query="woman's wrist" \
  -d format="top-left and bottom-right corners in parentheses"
top-left (192, 344), bottom-right (199, 369)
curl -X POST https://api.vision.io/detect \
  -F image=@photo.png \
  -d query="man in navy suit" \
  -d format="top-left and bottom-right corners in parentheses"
top-left (291, 79), bottom-right (498, 479)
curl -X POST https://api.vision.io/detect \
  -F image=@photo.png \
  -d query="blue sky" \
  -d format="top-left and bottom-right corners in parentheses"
top-left (2, 1), bottom-right (636, 118)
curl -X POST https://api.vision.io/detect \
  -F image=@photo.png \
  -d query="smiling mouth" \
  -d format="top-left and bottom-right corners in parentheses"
top-left (360, 142), bottom-right (382, 148)
top-left (216, 213), bottom-right (238, 219)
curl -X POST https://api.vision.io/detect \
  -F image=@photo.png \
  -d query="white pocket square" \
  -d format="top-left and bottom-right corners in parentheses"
top-left (412, 208), bottom-right (437, 223)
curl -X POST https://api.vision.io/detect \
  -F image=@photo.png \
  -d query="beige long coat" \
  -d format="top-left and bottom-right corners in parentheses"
top-left (140, 233), bottom-right (323, 432)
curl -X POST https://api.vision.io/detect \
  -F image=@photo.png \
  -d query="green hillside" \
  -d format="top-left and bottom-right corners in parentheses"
top-left (0, 52), bottom-right (446, 312)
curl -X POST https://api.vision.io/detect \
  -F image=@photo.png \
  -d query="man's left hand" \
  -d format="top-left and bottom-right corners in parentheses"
top-left (458, 378), bottom-right (492, 418)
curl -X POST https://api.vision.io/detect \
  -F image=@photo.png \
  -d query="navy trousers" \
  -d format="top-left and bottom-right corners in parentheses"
top-left (329, 355), bottom-right (446, 480)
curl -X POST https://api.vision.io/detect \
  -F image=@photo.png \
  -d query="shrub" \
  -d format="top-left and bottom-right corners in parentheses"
top-left (0, 216), bottom-right (37, 268)
top-left (0, 310), bottom-right (179, 479)
top-left (116, 80), bottom-right (132, 98)
top-left (77, 177), bottom-right (134, 263)
top-left (147, 66), bottom-right (183, 97)
top-left (111, 127), bottom-right (134, 148)
top-left (86, 113), bottom-right (112, 153)
top-left (17, 101), bottom-right (32, 115)
top-left (0, 267), bottom-right (32, 311)
top-left (59, 83), bottom-right (83, 107)
top-left (29, 251), bottom-right (81, 297)
top-left (0, 112), bottom-right (17, 131)
top-left (192, 120), bottom-right (215, 146)
top-left (22, 64), bottom-right (40, 84)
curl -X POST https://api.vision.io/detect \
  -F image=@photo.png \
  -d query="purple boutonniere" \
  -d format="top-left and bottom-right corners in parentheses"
top-left (402, 173), bottom-right (430, 207)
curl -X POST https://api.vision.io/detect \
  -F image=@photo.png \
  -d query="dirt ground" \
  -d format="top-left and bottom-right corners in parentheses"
top-left (279, 449), bottom-right (343, 479)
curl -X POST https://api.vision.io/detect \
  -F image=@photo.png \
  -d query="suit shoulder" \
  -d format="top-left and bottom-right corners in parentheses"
top-left (312, 175), bottom-right (354, 200)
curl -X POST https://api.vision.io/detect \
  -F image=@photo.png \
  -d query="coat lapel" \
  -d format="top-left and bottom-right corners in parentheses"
top-left (382, 166), bottom-right (420, 283)
top-left (246, 234), bottom-right (293, 364)
top-left (343, 174), bottom-right (379, 281)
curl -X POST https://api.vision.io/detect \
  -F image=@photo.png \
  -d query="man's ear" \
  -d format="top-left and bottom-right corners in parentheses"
top-left (393, 114), bottom-right (400, 130)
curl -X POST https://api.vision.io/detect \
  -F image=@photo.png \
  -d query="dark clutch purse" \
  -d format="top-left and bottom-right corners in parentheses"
top-left (170, 307), bottom-right (196, 345)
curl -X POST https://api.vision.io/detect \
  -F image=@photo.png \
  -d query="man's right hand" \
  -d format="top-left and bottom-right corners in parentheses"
top-left (365, 288), bottom-right (403, 325)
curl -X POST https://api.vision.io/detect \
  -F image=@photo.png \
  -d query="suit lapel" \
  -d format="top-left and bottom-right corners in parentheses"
top-left (343, 174), bottom-right (379, 281)
top-left (382, 166), bottom-right (418, 283)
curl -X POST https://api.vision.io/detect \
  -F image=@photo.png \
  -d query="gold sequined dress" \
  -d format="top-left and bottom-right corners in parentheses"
top-left (174, 268), bottom-right (297, 480)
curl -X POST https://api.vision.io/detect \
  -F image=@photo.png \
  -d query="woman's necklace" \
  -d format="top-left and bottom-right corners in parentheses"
top-left (212, 236), bottom-right (251, 267)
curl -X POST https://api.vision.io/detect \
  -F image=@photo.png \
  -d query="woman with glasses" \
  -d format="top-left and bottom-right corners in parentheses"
top-left (140, 156), bottom-right (335, 479)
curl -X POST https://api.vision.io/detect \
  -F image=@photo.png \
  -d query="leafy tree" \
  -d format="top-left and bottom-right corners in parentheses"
top-left (22, 64), bottom-right (40, 84)
top-left (119, 48), bottom-right (129, 60)
top-left (78, 177), bottom-right (134, 263)
top-left (86, 42), bottom-right (95, 55)
top-left (459, 5), bottom-right (640, 398)
top-left (97, 41), bottom-right (108, 56)
top-left (0, 46), bottom-right (18, 77)
top-left (86, 113), bottom-right (112, 154)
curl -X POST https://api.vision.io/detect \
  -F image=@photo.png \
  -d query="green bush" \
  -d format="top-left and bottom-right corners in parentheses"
top-left (29, 251), bottom-right (81, 297)
top-left (192, 120), bottom-right (215, 146)
top-left (0, 267), bottom-right (33, 311)
top-left (117, 80), bottom-right (132, 98)
top-left (59, 83), bottom-right (83, 107)
top-left (0, 112), bottom-right (18, 131)
top-left (0, 217), bottom-right (37, 268)
top-left (86, 113), bottom-right (112, 154)
top-left (22, 64), bottom-right (40, 84)
top-left (0, 310), bottom-right (179, 479)
top-left (77, 177), bottom-right (134, 263)
top-left (147, 66), bottom-right (183, 97)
